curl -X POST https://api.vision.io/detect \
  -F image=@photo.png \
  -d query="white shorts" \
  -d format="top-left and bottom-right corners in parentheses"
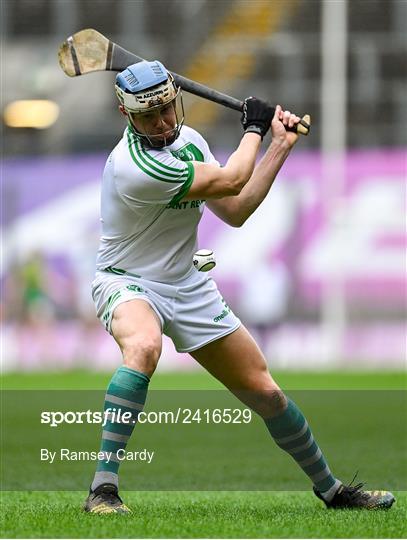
top-left (91, 269), bottom-right (241, 353)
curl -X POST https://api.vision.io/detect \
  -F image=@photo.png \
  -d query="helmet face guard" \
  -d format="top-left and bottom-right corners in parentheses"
top-left (127, 90), bottom-right (185, 149)
top-left (115, 61), bottom-right (184, 148)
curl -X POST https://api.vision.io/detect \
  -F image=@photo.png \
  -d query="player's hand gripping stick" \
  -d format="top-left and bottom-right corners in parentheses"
top-left (241, 97), bottom-right (276, 139)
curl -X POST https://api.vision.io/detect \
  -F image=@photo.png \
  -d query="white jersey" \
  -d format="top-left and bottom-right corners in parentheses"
top-left (96, 124), bottom-right (219, 282)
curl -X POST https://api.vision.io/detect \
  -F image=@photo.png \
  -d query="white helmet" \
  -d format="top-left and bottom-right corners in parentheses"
top-left (115, 61), bottom-right (180, 113)
top-left (115, 60), bottom-right (184, 147)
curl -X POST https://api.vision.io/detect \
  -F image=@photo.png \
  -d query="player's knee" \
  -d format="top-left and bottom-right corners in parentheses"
top-left (243, 371), bottom-right (287, 417)
top-left (266, 389), bottom-right (288, 417)
top-left (247, 388), bottom-right (287, 418)
top-left (122, 336), bottom-right (161, 375)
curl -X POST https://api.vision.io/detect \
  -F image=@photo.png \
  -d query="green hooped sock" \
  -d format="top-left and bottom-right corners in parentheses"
top-left (91, 366), bottom-right (150, 491)
top-left (264, 398), bottom-right (341, 500)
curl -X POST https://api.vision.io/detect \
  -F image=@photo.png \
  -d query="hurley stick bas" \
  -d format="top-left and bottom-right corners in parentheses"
top-left (58, 28), bottom-right (311, 135)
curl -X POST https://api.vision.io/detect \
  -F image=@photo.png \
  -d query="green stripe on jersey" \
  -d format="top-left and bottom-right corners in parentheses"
top-left (127, 132), bottom-right (187, 184)
top-left (127, 124), bottom-right (186, 174)
top-left (134, 138), bottom-right (187, 180)
top-left (104, 266), bottom-right (141, 278)
top-left (138, 140), bottom-right (189, 174)
top-left (168, 163), bottom-right (194, 206)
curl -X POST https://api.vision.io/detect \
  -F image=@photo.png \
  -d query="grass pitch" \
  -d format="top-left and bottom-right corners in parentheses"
top-left (1, 370), bottom-right (406, 538)
top-left (2, 490), bottom-right (406, 539)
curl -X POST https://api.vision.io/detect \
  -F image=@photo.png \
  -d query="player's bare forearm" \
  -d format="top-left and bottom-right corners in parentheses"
top-left (208, 106), bottom-right (300, 226)
top-left (207, 139), bottom-right (290, 226)
top-left (236, 139), bottom-right (291, 221)
top-left (224, 132), bottom-right (263, 188)
top-left (186, 98), bottom-right (277, 200)
top-left (186, 133), bottom-right (261, 200)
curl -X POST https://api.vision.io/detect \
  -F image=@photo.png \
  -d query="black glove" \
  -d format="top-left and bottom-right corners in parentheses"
top-left (241, 97), bottom-right (274, 139)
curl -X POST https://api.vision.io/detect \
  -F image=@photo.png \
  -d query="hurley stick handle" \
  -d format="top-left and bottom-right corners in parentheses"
top-left (58, 29), bottom-right (311, 135)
